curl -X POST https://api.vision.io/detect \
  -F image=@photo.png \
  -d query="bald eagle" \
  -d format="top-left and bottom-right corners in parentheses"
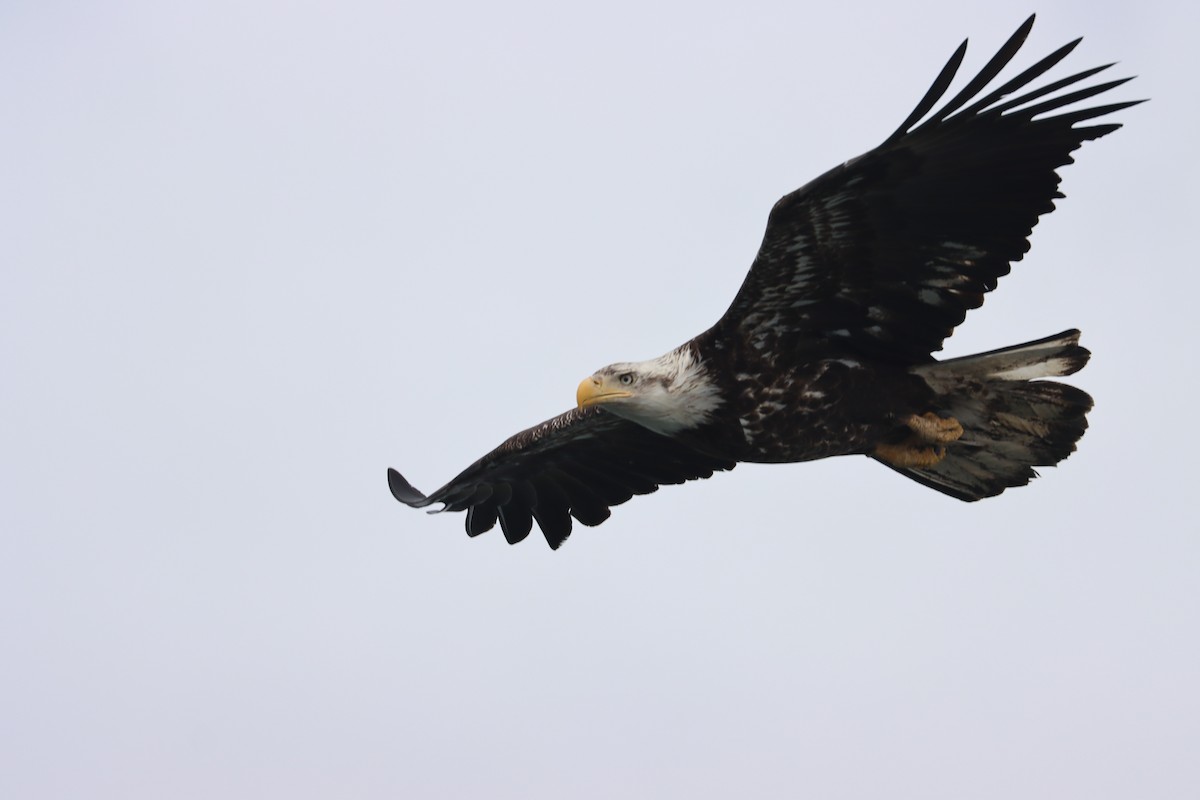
top-left (388, 16), bottom-right (1140, 549)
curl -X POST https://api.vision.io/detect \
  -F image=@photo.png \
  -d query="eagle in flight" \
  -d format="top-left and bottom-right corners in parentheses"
top-left (389, 16), bottom-right (1140, 548)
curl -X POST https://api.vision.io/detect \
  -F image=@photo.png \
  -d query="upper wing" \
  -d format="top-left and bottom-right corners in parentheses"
top-left (712, 15), bottom-right (1142, 363)
top-left (388, 406), bottom-right (736, 549)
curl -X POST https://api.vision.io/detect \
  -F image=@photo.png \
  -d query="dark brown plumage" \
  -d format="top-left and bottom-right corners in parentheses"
top-left (389, 16), bottom-right (1140, 548)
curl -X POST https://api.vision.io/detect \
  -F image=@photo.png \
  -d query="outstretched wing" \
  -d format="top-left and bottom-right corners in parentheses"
top-left (712, 15), bottom-right (1141, 363)
top-left (388, 407), bottom-right (736, 549)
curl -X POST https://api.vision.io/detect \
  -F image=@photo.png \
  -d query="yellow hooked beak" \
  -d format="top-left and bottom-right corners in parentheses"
top-left (577, 375), bottom-right (633, 408)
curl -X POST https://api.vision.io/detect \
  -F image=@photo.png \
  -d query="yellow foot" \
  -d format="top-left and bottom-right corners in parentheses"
top-left (873, 441), bottom-right (949, 468)
top-left (905, 412), bottom-right (964, 444)
top-left (872, 412), bottom-right (963, 468)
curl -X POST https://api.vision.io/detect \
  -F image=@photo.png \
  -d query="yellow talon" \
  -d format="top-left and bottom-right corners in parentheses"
top-left (906, 412), bottom-right (964, 444)
top-left (873, 412), bottom-right (962, 467)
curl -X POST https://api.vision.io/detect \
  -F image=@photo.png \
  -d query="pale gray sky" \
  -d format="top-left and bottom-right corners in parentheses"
top-left (3, 1), bottom-right (1197, 797)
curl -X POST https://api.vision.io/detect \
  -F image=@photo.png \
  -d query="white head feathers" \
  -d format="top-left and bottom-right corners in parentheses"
top-left (593, 346), bottom-right (724, 435)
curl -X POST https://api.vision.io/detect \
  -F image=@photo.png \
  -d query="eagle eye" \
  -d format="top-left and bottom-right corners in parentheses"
top-left (618, 372), bottom-right (635, 386)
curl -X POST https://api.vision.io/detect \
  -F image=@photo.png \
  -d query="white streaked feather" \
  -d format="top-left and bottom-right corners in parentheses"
top-left (989, 356), bottom-right (1075, 380)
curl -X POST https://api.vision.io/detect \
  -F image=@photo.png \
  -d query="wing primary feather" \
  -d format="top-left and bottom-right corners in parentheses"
top-left (528, 474), bottom-right (573, 548)
top-left (959, 39), bottom-right (1084, 116)
top-left (466, 503), bottom-right (498, 536)
top-left (1017, 95), bottom-right (1143, 124)
top-left (497, 503), bottom-right (533, 545)
top-left (531, 504), bottom-right (573, 549)
top-left (1049, 101), bottom-right (1145, 132)
top-left (921, 14), bottom-right (1036, 126)
top-left (387, 468), bottom-right (432, 507)
top-left (544, 468), bottom-right (613, 527)
top-left (984, 64), bottom-right (1119, 116)
top-left (488, 480), bottom-right (536, 544)
top-left (1077, 122), bottom-right (1123, 139)
top-left (570, 502), bottom-right (612, 528)
top-left (885, 39), bottom-right (967, 143)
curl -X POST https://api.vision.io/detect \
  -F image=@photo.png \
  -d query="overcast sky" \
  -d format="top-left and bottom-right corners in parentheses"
top-left (3, 1), bottom-right (1197, 797)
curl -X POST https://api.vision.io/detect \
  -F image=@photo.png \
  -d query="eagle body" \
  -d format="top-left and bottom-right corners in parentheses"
top-left (388, 16), bottom-right (1140, 549)
top-left (669, 339), bottom-right (931, 465)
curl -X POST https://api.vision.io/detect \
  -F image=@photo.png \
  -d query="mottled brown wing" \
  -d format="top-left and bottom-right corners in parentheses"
top-left (712, 15), bottom-right (1141, 364)
top-left (388, 407), bottom-right (736, 549)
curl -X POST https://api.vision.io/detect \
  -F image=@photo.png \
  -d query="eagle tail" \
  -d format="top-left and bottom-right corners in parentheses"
top-left (887, 330), bottom-right (1093, 500)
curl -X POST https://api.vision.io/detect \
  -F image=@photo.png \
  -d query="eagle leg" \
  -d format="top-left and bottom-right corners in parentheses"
top-left (872, 413), bottom-right (963, 468)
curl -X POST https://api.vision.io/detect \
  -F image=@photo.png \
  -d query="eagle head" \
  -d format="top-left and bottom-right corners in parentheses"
top-left (576, 346), bottom-right (722, 435)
